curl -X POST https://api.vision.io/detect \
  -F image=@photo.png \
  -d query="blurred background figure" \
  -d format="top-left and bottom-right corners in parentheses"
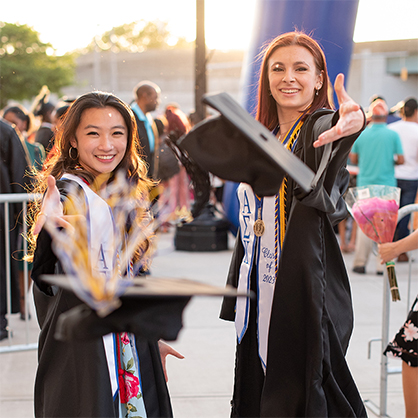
top-left (0, 116), bottom-right (31, 339)
top-left (388, 97), bottom-right (418, 262)
top-left (158, 105), bottom-right (192, 231)
top-left (32, 86), bottom-right (56, 153)
top-left (44, 99), bottom-right (73, 165)
top-left (338, 160), bottom-right (358, 253)
top-left (2, 105), bottom-right (45, 172)
top-left (131, 80), bottom-right (161, 179)
top-left (378, 230), bottom-right (418, 418)
top-left (2, 105), bottom-right (45, 320)
top-left (349, 98), bottom-right (404, 275)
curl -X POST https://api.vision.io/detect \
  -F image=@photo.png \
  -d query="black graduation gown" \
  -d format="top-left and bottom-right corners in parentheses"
top-left (0, 119), bottom-right (31, 322)
top-left (31, 181), bottom-right (173, 418)
top-left (220, 110), bottom-right (367, 418)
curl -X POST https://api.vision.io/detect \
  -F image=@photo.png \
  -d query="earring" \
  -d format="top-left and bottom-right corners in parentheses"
top-left (69, 146), bottom-right (79, 160)
top-left (315, 89), bottom-right (319, 96)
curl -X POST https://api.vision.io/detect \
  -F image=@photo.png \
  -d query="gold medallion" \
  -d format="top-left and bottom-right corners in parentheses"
top-left (254, 219), bottom-right (265, 237)
top-left (254, 207), bottom-right (265, 237)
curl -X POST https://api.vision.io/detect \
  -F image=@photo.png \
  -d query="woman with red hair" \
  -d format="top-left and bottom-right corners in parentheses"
top-left (220, 31), bottom-right (367, 417)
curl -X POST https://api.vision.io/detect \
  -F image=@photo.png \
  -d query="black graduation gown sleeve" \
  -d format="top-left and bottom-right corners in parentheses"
top-left (31, 181), bottom-right (173, 418)
top-left (0, 120), bottom-right (31, 317)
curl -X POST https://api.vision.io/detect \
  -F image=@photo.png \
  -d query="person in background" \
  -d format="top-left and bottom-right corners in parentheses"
top-left (219, 31), bottom-right (367, 417)
top-left (160, 105), bottom-right (191, 226)
top-left (33, 87), bottom-right (56, 153)
top-left (338, 159), bottom-right (358, 253)
top-left (3, 105), bottom-right (45, 171)
top-left (131, 81), bottom-right (161, 179)
top-left (379, 230), bottom-right (418, 418)
top-left (43, 101), bottom-right (72, 165)
top-left (349, 98), bottom-right (404, 275)
top-left (0, 117), bottom-right (31, 339)
top-left (388, 97), bottom-right (418, 262)
top-left (2, 105), bottom-right (46, 319)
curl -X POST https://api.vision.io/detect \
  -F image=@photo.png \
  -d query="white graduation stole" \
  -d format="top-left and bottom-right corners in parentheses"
top-left (235, 113), bottom-right (304, 372)
top-left (235, 184), bottom-right (280, 371)
top-left (61, 174), bottom-right (120, 399)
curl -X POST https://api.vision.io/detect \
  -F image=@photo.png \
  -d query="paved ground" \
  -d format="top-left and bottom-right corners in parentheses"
top-left (0, 227), bottom-right (416, 418)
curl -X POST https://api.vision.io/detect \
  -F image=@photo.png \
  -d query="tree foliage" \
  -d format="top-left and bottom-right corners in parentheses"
top-left (0, 22), bottom-right (76, 109)
top-left (85, 20), bottom-right (193, 53)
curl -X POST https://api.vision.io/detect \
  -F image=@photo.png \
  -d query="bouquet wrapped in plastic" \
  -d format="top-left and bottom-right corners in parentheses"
top-left (345, 185), bottom-right (401, 301)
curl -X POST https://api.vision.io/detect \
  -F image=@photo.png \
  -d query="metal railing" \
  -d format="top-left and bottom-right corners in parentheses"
top-left (0, 193), bottom-right (42, 354)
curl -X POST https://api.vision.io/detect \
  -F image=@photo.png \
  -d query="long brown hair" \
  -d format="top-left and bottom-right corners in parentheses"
top-left (28, 91), bottom-right (154, 261)
top-left (256, 31), bottom-right (333, 131)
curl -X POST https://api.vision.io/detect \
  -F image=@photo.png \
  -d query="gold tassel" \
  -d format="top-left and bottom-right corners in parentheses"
top-left (386, 261), bottom-right (401, 301)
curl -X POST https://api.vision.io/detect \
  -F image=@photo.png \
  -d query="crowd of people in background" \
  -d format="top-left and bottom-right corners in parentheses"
top-left (0, 69), bottom-right (417, 417)
top-left (0, 82), bottom-right (204, 341)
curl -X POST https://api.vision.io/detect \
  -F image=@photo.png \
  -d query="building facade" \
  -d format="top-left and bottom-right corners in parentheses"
top-left (61, 38), bottom-right (418, 117)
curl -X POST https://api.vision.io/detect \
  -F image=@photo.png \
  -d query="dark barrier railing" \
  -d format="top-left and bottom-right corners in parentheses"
top-left (0, 193), bottom-right (41, 353)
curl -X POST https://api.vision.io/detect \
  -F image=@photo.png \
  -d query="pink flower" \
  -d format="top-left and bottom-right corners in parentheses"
top-left (403, 320), bottom-right (418, 342)
top-left (352, 197), bottom-right (399, 243)
top-left (120, 332), bottom-right (130, 345)
top-left (118, 369), bottom-right (140, 403)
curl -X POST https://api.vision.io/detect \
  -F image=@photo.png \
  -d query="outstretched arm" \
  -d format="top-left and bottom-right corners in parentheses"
top-left (378, 229), bottom-right (418, 264)
top-left (313, 74), bottom-right (365, 148)
top-left (33, 175), bottom-right (74, 235)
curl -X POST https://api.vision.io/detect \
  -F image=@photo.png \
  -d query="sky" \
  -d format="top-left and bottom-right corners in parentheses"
top-left (1, 0), bottom-right (418, 55)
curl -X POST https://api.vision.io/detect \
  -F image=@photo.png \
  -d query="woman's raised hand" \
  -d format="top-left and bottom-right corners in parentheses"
top-left (33, 175), bottom-right (68, 235)
top-left (313, 74), bottom-right (365, 148)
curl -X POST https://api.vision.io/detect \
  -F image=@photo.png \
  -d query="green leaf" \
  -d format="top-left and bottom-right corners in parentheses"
top-left (126, 358), bottom-right (134, 370)
top-left (128, 404), bottom-right (137, 412)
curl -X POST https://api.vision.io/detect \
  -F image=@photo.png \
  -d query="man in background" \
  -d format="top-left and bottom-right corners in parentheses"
top-left (349, 99), bottom-right (404, 274)
top-left (131, 81), bottom-right (161, 179)
top-left (389, 97), bottom-right (418, 262)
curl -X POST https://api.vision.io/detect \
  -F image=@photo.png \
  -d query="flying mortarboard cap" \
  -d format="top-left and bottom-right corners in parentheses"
top-left (177, 92), bottom-right (315, 197)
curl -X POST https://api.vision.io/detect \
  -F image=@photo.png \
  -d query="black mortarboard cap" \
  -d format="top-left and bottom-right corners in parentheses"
top-left (41, 274), bottom-right (251, 341)
top-left (177, 92), bottom-right (315, 196)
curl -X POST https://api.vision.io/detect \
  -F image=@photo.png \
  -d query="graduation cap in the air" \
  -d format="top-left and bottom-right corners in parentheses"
top-left (177, 92), bottom-right (315, 197)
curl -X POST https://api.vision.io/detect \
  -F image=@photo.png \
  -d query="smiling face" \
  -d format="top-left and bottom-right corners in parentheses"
top-left (268, 45), bottom-right (323, 122)
top-left (70, 107), bottom-right (128, 177)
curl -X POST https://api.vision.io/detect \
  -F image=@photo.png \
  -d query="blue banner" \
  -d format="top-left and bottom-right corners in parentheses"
top-left (224, 0), bottom-right (360, 231)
